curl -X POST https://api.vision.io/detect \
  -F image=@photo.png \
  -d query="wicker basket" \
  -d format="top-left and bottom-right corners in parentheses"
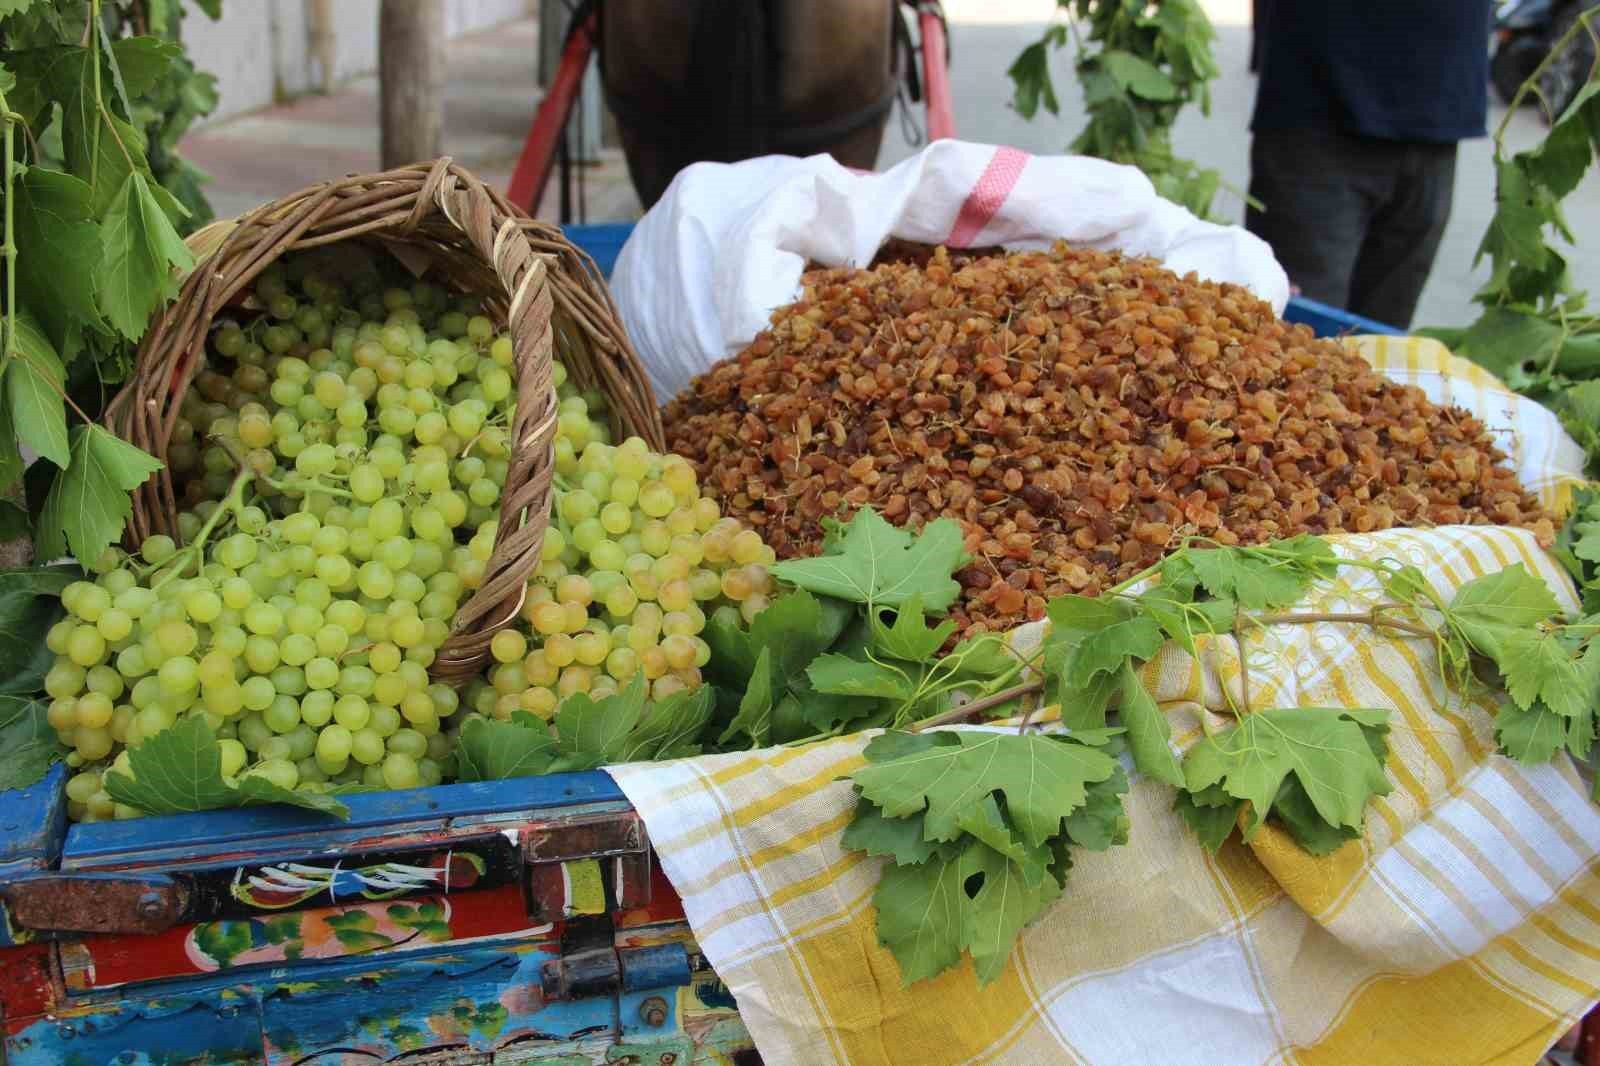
top-left (104, 158), bottom-right (662, 682)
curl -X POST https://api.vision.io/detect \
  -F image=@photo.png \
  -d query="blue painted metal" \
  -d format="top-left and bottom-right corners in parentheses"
top-left (0, 764), bottom-right (69, 945)
top-left (620, 942), bottom-right (691, 993)
top-left (1283, 294), bottom-right (1402, 338)
top-left (0, 763), bottom-right (68, 876)
top-left (61, 773), bottom-right (627, 870)
top-left (5, 991), bottom-right (265, 1066)
top-left (562, 222), bottom-right (634, 279)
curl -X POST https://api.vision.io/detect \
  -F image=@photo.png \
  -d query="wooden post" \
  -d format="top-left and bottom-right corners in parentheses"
top-left (379, 0), bottom-right (445, 167)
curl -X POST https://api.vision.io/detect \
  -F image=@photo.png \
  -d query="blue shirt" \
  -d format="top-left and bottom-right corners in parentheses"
top-left (1251, 1), bottom-right (1492, 143)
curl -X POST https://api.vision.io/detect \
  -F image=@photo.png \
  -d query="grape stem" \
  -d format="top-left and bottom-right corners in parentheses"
top-left (267, 475), bottom-right (357, 500)
top-left (150, 466), bottom-right (252, 590)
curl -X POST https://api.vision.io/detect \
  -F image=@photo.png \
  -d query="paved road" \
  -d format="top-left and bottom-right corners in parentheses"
top-left (883, 0), bottom-right (1599, 331)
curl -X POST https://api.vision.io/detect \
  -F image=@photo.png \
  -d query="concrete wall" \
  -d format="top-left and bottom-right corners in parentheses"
top-left (184, 0), bottom-right (536, 123)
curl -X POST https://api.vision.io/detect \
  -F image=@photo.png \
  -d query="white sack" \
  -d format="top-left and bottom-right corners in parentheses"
top-left (612, 139), bottom-right (1290, 405)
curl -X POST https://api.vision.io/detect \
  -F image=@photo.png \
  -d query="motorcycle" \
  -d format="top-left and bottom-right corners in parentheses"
top-left (1491, 0), bottom-right (1598, 120)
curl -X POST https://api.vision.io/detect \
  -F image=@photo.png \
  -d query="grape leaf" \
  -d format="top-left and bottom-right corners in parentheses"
top-left (852, 730), bottom-right (1117, 847)
top-left (455, 717), bottom-right (557, 781)
top-left (1450, 563), bottom-right (1563, 629)
top-left (109, 36), bottom-right (180, 98)
top-left (5, 312), bottom-right (70, 468)
top-left (786, 675), bottom-right (873, 735)
top-left (1445, 564), bottom-right (1564, 663)
top-left (1116, 661), bottom-right (1184, 787)
top-left (1477, 158), bottom-right (1553, 296)
top-left (0, 1), bottom-right (45, 17)
top-left (105, 717), bottom-right (348, 817)
top-left (1496, 628), bottom-right (1596, 717)
top-left (29, 44), bottom-right (155, 216)
top-left (0, 565), bottom-right (75, 694)
top-left (806, 653), bottom-right (917, 701)
top-left (36, 424), bottom-right (163, 563)
top-left (770, 508), bottom-right (967, 611)
top-left (234, 773), bottom-right (351, 817)
top-left (942, 632), bottom-right (1018, 682)
top-left (1166, 537), bottom-right (1337, 610)
top-left (954, 795), bottom-right (1053, 886)
top-left (98, 170), bottom-right (194, 340)
top-left (1271, 777), bottom-right (1361, 856)
top-left (962, 838), bottom-right (1063, 983)
top-left (552, 675), bottom-right (647, 769)
top-left (12, 166), bottom-right (103, 353)
top-left (1006, 29), bottom-right (1064, 119)
top-left (871, 830), bottom-right (1067, 988)
top-left (1566, 694), bottom-right (1595, 761)
top-left (1100, 50), bottom-right (1178, 101)
top-left (0, 696), bottom-right (66, 791)
top-left (1451, 306), bottom-right (1564, 381)
top-left (1181, 707), bottom-right (1392, 838)
top-left (1060, 767), bottom-right (1130, 851)
top-left (700, 582), bottom-right (851, 688)
top-left (1495, 700), bottom-right (1568, 764)
top-left (1173, 785), bottom-right (1241, 853)
top-left (1044, 593), bottom-right (1165, 688)
top-left (873, 843), bottom-right (967, 984)
top-left (618, 686), bottom-right (714, 762)
top-left (870, 594), bottom-right (957, 662)
top-left (1136, 584), bottom-right (1236, 657)
top-left (718, 646), bottom-right (776, 747)
top-left (843, 798), bottom-right (944, 866)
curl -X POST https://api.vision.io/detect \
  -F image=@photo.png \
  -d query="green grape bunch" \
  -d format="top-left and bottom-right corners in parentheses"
top-left (463, 432), bottom-right (777, 726)
top-left (41, 247), bottom-right (778, 822)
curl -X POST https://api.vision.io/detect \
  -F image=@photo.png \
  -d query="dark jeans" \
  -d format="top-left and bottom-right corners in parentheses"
top-left (1245, 129), bottom-right (1457, 329)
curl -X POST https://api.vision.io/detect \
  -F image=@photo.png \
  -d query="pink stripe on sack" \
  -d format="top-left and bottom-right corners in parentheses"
top-left (946, 146), bottom-right (1029, 247)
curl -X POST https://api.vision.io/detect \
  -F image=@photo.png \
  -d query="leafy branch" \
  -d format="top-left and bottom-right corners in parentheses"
top-left (1422, 11), bottom-right (1600, 473)
top-left (1006, 0), bottom-right (1228, 219)
top-left (0, 0), bottom-right (220, 566)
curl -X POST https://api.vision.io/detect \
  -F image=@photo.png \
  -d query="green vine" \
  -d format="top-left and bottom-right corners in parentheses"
top-left (1007, 0), bottom-right (1227, 219)
top-left (1421, 11), bottom-right (1600, 473)
top-left (0, 0), bottom-right (221, 563)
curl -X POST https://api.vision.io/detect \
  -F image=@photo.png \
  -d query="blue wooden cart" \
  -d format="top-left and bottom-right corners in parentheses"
top-left (0, 225), bottom-right (1399, 1065)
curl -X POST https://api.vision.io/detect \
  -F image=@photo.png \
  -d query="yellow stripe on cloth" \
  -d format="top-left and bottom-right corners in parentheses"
top-left (603, 339), bottom-right (1600, 1065)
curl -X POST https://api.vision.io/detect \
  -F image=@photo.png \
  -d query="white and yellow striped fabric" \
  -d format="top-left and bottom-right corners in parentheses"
top-left (607, 338), bottom-right (1600, 1065)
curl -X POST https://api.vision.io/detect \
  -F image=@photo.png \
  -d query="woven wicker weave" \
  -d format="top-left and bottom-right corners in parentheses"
top-left (104, 158), bottom-right (662, 682)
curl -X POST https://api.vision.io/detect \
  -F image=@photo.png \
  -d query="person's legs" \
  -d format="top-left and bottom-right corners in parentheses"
top-left (1345, 142), bottom-right (1457, 328)
top-left (1245, 130), bottom-right (1378, 311)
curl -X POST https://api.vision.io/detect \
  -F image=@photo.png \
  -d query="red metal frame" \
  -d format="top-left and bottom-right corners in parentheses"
top-left (506, 10), bottom-right (599, 214)
top-left (506, 2), bottom-right (956, 215)
top-left (918, 2), bottom-right (954, 142)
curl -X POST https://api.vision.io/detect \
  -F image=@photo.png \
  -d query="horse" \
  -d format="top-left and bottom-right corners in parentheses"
top-left (592, 0), bottom-right (912, 209)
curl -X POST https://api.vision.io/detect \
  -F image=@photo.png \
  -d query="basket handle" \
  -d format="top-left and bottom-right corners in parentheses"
top-left (105, 159), bottom-right (562, 682)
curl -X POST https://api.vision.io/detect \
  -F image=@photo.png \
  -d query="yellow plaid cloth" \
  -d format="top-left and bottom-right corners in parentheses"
top-left (608, 338), bottom-right (1600, 1065)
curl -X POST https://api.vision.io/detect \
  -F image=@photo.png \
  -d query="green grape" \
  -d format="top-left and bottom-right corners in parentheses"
top-left (241, 676), bottom-right (277, 712)
top-left (244, 603), bottom-right (284, 637)
top-left (141, 534), bottom-right (177, 565)
top-left (369, 704), bottom-right (403, 737)
top-left (67, 625), bottom-right (107, 667)
top-left (264, 695), bottom-right (301, 733)
top-left (357, 561), bottom-right (395, 599)
top-left (304, 657), bottom-right (340, 690)
top-left (206, 681), bottom-right (244, 718)
top-left (270, 665), bottom-right (308, 698)
top-left (350, 464), bottom-right (385, 502)
top-left (381, 752), bottom-right (420, 789)
top-left (351, 728), bottom-right (386, 765)
top-left (301, 689), bottom-right (335, 728)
